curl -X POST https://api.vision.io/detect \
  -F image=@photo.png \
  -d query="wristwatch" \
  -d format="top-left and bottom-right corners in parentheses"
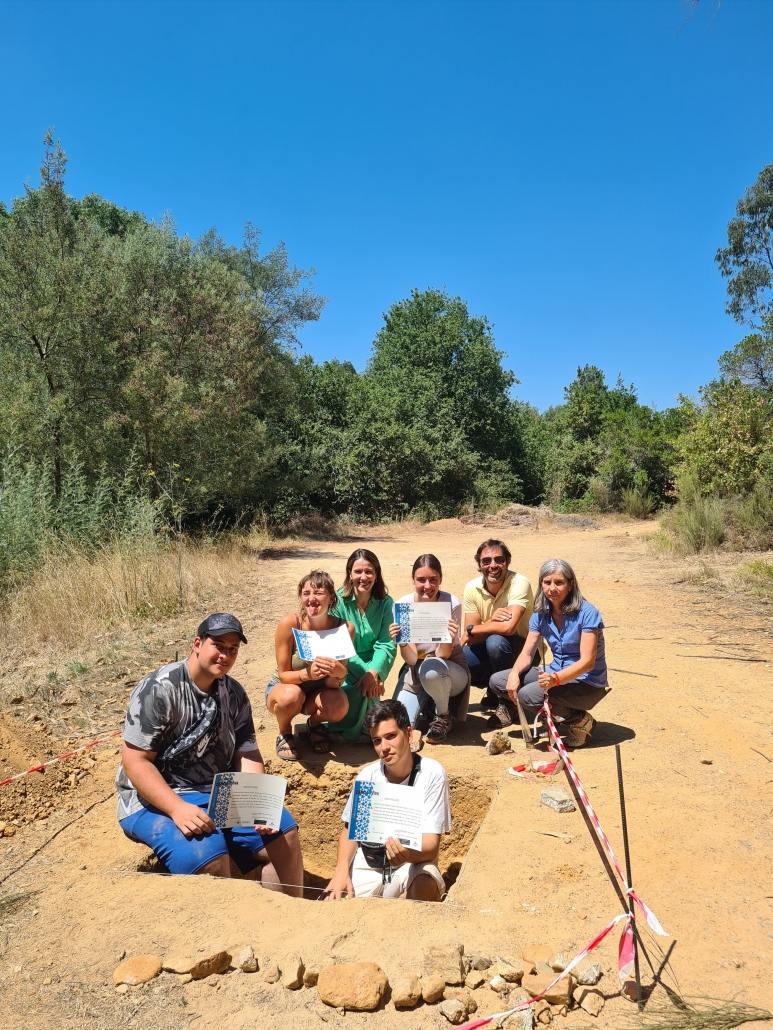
top-left (466, 623), bottom-right (474, 639)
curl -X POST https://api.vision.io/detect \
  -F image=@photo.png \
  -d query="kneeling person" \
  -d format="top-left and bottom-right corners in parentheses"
top-left (116, 613), bottom-right (304, 895)
top-left (325, 699), bottom-right (450, 901)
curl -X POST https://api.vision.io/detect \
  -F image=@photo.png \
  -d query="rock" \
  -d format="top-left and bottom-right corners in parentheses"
top-left (540, 788), bottom-right (576, 813)
top-left (112, 954), bottom-right (162, 986)
top-left (262, 962), bottom-right (281, 984)
top-left (179, 973), bottom-right (192, 984)
top-left (535, 1000), bottom-right (552, 1024)
top-left (303, 967), bottom-right (319, 988)
top-left (521, 945), bottom-right (553, 968)
top-left (489, 974), bottom-right (509, 995)
top-left (575, 987), bottom-right (605, 1016)
top-left (392, 974), bottom-right (421, 1009)
top-left (522, 972), bottom-right (573, 1006)
top-left (115, 983), bottom-right (129, 995)
top-left (549, 953), bottom-right (568, 972)
top-left (439, 998), bottom-right (466, 1024)
top-left (552, 1004), bottom-right (569, 1018)
top-left (423, 944), bottom-right (465, 985)
top-left (468, 953), bottom-right (492, 971)
top-left (280, 953), bottom-right (305, 989)
top-left (444, 988), bottom-right (477, 1014)
top-left (492, 958), bottom-right (525, 983)
top-left (162, 952), bottom-right (195, 975)
top-left (421, 973), bottom-right (446, 1004)
top-left (575, 962), bottom-right (602, 986)
top-left (486, 732), bottom-right (512, 755)
top-left (465, 970), bottom-right (486, 989)
top-left (190, 949), bottom-right (231, 980)
top-left (232, 945), bottom-right (257, 973)
top-left (317, 962), bottom-right (388, 1011)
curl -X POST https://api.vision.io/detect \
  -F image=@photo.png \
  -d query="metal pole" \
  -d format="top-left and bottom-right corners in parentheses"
top-left (616, 743), bottom-right (643, 1010)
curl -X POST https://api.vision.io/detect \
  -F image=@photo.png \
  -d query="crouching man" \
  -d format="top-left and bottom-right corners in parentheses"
top-left (116, 613), bottom-right (304, 896)
top-left (324, 699), bottom-right (450, 901)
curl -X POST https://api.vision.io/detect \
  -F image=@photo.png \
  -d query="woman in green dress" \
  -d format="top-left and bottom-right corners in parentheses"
top-left (327, 548), bottom-right (397, 742)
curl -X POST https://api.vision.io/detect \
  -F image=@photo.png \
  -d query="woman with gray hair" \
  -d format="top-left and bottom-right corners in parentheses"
top-left (488, 559), bottom-right (608, 748)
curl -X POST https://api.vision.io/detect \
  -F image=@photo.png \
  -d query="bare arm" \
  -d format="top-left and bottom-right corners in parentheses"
top-left (541, 630), bottom-right (599, 687)
top-left (275, 616), bottom-right (341, 684)
top-left (384, 831), bottom-right (440, 868)
top-left (325, 825), bottom-right (357, 899)
top-left (122, 742), bottom-right (215, 837)
top-left (505, 629), bottom-right (542, 698)
top-left (466, 604), bottom-right (525, 640)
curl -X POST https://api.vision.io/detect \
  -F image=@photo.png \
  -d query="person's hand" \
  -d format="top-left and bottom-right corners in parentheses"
top-left (388, 622), bottom-right (401, 641)
top-left (447, 619), bottom-right (459, 640)
top-left (491, 607), bottom-right (511, 623)
top-left (537, 670), bottom-right (555, 692)
top-left (506, 668), bottom-right (520, 704)
top-left (360, 670), bottom-right (384, 699)
top-left (323, 871), bottom-right (353, 900)
top-left (384, 836), bottom-right (409, 867)
top-left (254, 822), bottom-right (279, 837)
top-left (171, 800), bottom-right (215, 838)
top-left (309, 657), bottom-right (336, 680)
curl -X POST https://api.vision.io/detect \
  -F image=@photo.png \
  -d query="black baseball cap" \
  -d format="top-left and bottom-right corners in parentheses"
top-left (196, 613), bottom-right (248, 644)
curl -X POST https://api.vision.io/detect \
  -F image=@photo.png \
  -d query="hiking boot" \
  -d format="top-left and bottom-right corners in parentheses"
top-left (488, 700), bottom-right (516, 729)
top-left (479, 689), bottom-right (497, 711)
top-left (565, 712), bottom-right (595, 748)
top-left (425, 713), bottom-right (452, 744)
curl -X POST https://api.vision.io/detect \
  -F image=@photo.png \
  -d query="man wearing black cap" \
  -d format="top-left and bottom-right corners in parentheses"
top-left (116, 613), bottom-right (303, 894)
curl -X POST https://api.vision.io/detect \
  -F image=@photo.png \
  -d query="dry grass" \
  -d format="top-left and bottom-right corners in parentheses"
top-left (0, 526), bottom-right (272, 648)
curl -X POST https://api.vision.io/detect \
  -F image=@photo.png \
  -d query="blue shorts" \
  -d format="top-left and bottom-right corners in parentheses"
top-left (119, 790), bottom-right (298, 875)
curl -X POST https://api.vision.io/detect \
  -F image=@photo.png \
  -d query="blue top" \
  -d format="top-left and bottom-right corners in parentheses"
top-left (528, 599), bottom-right (607, 687)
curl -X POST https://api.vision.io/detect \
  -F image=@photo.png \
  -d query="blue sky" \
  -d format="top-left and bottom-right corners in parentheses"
top-left (2, 0), bottom-right (772, 410)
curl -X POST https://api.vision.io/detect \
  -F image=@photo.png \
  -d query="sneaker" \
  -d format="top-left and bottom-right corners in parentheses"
top-left (565, 712), bottom-right (595, 748)
top-left (487, 701), bottom-right (515, 729)
top-left (425, 713), bottom-right (452, 744)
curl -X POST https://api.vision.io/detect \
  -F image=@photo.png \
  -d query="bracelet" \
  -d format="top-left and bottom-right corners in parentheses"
top-left (552, 672), bottom-right (561, 687)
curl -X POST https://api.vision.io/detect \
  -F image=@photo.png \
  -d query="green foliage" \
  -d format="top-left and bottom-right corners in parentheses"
top-left (715, 164), bottom-right (773, 330)
top-left (736, 559), bottom-right (773, 601)
top-left (719, 326), bottom-right (772, 392)
top-left (660, 473), bottom-right (726, 554)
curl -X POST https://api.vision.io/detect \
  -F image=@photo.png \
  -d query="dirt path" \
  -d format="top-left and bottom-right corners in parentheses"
top-left (0, 518), bottom-right (771, 1030)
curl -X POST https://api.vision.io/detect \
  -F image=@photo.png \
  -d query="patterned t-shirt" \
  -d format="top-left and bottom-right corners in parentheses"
top-left (115, 659), bottom-right (257, 819)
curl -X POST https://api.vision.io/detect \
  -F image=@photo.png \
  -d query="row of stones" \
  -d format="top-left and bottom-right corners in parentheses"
top-left (112, 941), bottom-right (607, 1023)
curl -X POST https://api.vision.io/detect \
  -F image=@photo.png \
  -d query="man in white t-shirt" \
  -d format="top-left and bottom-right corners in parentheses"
top-left (324, 699), bottom-right (451, 901)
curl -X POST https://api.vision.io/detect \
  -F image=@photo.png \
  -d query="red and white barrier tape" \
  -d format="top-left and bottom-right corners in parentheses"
top-left (458, 912), bottom-right (630, 1030)
top-left (541, 699), bottom-right (668, 942)
top-left (0, 729), bottom-right (121, 788)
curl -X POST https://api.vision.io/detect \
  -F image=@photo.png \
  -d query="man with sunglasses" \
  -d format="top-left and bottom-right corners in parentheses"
top-left (116, 612), bottom-right (303, 894)
top-left (461, 539), bottom-right (534, 706)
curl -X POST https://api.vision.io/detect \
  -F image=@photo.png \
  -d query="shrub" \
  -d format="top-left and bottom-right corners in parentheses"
top-left (621, 485), bottom-right (656, 519)
top-left (736, 560), bottom-right (773, 601)
top-left (660, 474), bottom-right (726, 553)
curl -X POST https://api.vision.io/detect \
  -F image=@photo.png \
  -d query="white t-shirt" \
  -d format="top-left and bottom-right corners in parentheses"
top-left (341, 755), bottom-right (452, 835)
top-left (396, 590), bottom-right (462, 661)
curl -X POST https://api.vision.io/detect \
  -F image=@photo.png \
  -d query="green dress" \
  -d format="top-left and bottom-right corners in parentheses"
top-left (326, 589), bottom-right (397, 741)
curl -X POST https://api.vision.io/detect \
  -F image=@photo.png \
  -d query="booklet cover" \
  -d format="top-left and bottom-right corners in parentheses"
top-left (347, 779), bottom-right (423, 851)
top-left (394, 601), bottom-right (452, 644)
top-left (292, 623), bottom-right (356, 662)
top-left (207, 772), bottom-right (287, 829)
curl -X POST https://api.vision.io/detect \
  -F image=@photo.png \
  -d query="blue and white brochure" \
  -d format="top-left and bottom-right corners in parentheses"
top-left (393, 601), bottom-right (452, 644)
top-left (347, 779), bottom-right (423, 850)
top-left (207, 772), bottom-right (287, 829)
top-left (292, 623), bottom-right (356, 662)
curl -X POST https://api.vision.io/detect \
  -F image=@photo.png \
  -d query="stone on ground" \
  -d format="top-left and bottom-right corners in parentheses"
top-left (230, 945), bottom-right (257, 973)
top-left (444, 987), bottom-right (477, 1014)
top-left (492, 957), bottom-right (525, 982)
top-left (540, 787), bottom-right (576, 813)
top-left (535, 999), bottom-right (552, 1024)
top-left (162, 951), bottom-right (194, 974)
top-left (575, 962), bottom-right (602, 986)
top-left (468, 953), bottom-right (492, 971)
top-left (486, 731), bottom-right (512, 755)
top-left (489, 974), bottom-right (509, 994)
top-left (317, 961), bottom-right (388, 1011)
top-left (522, 971), bottom-right (573, 1006)
top-left (575, 987), bottom-right (605, 1016)
top-left (521, 945), bottom-right (553, 968)
top-left (465, 970), bottom-right (486, 989)
top-left (261, 961), bottom-right (281, 984)
top-left (190, 948), bottom-right (231, 980)
top-left (421, 973), bottom-right (446, 1004)
top-left (391, 974), bottom-right (421, 1009)
top-left (112, 954), bottom-right (162, 986)
top-left (279, 953), bottom-right (304, 989)
top-left (439, 998), bottom-right (466, 1024)
top-left (423, 943), bottom-right (466, 985)
top-left (303, 966), bottom-right (319, 987)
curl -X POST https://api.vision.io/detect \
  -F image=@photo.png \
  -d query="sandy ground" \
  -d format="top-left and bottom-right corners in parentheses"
top-left (0, 517), bottom-right (771, 1030)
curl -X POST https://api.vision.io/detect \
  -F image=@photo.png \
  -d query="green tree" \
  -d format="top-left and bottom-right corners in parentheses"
top-left (716, 164), bottom-right (773, 330)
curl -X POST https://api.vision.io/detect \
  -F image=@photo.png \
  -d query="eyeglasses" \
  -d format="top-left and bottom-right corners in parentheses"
top-left (480, 556), bottom-right (507, 567)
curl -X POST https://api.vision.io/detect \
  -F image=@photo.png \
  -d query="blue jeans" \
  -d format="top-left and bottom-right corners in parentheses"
top-left (464, 634), bottom-right (526, 686)
top-left (490, 666), bottom-right (608, 721)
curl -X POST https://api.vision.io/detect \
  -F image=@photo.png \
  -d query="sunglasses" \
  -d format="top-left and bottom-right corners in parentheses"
top-left (480, 556), bottom-right (507, 567)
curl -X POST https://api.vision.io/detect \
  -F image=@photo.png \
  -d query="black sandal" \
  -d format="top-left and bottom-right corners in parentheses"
top-left (307, 722), bottom-right (333, 754)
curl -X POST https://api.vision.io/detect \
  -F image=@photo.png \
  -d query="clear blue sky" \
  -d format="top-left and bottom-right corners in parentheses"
top-left (2, 0), bottom-right (772, 410)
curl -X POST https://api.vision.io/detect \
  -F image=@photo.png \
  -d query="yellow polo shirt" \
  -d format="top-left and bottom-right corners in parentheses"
top-left (463, 570), bottom-right (533, 639)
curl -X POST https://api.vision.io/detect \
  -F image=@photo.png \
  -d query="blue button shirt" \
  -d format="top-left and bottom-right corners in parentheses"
top-left (529, 599), bottom-right (607, 687)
